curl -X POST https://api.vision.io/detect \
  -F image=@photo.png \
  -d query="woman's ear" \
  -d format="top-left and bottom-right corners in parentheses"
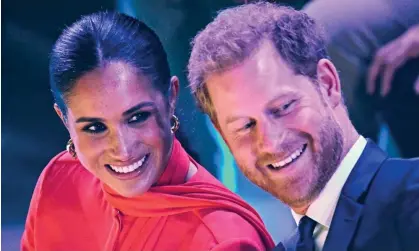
top-left (168, 76), bottom-right (180, 115)
top-left (54, 103), bottom-right (69, 130)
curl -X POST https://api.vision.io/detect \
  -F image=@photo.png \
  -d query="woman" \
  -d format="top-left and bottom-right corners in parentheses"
top-left (21, 11), bottom-right (274, 251)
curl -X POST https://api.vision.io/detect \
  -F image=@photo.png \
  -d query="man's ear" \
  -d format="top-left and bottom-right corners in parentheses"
top-left (316, 59), bottom-right (342, 108)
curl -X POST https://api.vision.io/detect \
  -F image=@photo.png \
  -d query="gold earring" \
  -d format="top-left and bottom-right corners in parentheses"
top-left (66, 138), bottom-right (77, 158)
top-left (171, 115), bottom-right (180, 133)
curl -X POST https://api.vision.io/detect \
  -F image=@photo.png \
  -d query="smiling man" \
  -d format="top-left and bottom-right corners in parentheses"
top-left (188, 2), bottom-right (419, 251)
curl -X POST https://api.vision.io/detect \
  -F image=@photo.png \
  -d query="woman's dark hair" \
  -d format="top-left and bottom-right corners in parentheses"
top-left (50, 11), bottom-right (171, 116)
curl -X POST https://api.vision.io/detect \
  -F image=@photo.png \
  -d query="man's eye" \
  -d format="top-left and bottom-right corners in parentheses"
top-left (272, 100), bottom-right (297, 117)
top-left (238, 121), bottom-right (256, 132)
top-left (243, 121), bottom-right (255, 130)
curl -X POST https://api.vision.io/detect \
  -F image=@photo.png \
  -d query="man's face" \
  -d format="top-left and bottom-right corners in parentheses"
top-left (206, 41), bottom-right (344, 208)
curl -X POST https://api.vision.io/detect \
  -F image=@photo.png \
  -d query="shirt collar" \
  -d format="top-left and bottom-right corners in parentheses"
top-left (291, 136), bottom-right (367, 228)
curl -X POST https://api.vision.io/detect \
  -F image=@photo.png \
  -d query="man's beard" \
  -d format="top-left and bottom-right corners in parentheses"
top-left (239, 115), bottom-right (344, 208)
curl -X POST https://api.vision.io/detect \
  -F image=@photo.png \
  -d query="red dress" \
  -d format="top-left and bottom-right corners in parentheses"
top-left (21, 139), bottom-right (275, 250)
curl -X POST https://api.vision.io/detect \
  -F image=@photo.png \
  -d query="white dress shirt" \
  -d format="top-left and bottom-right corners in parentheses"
top-left (291, 136), bottom-right (367, 251)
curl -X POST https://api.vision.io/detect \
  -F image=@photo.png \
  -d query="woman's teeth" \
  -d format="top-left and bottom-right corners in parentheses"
top-left (109, 155), bottom-right (147, 174)
top-left (270, 144), bottom-right (307, 169)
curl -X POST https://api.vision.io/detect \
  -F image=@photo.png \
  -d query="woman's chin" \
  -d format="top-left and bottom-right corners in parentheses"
top-left (113, 184), bottom-right (151, 198)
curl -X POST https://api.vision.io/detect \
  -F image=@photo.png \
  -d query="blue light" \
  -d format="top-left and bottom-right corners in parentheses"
top-left (205, 117), bottom-right (237, 193)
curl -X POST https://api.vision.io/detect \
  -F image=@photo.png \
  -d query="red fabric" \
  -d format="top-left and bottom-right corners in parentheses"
top-left (21, 138), bottom-right (275, 251)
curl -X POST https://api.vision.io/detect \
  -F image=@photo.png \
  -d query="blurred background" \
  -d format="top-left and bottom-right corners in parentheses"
top-left (2, 0), bottom-right (418, 250)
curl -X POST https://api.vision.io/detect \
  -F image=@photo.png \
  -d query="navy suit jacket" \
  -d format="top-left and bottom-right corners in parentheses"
top-left (275, 140), bottom-right (419, 251)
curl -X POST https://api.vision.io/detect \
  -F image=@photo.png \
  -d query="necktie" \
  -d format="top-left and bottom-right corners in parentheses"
top-left (296, 216), bottom-right (317, 251)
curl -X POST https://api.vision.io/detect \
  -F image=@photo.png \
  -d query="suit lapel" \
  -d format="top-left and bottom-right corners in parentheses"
top-left (323, 140), bottom-right (387, 251)
top-left (281, 227), bottom-right (299, 251)
top-left (323, 194), bottom-right (363, 251)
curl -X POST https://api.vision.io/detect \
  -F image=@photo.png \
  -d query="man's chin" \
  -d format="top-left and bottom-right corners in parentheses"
top-left (272, 186), bottom-right (319, 209)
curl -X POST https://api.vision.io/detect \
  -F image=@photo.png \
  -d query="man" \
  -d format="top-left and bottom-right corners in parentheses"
top-left (188, 2), bottom-right (419, 251)
top-left (304, 0), bottom-right (419, 158)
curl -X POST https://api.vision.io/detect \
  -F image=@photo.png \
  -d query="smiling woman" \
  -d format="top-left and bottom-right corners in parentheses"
top-left (20, 11), bottom-right (274, 251)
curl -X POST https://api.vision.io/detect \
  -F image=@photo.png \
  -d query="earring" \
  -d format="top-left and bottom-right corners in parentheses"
top-left (171, 115), bottom-right (180, 133)
top-left (66, 138), bottom-right (77, 158)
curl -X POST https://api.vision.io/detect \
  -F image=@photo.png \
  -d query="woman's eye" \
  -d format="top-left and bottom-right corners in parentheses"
top-left (82, 123), bottom-right (107, 134)
top-left (128, 111), bottom-right (151, 124)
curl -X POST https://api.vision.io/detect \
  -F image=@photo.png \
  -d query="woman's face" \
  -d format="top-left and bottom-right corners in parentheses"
top-left (56, 61), bottom-right (178, 197)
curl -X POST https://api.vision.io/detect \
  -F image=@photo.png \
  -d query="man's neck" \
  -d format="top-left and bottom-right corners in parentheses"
top-left (341, 124), bottom-right (360, 163)
top-left (292, 204), bottom-right (310, 215)
top-left (336, 105), bottom-right (360, 164)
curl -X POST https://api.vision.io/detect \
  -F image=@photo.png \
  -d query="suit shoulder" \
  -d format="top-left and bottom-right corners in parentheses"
top-left (384, 157), bottom-right (419, 168)
top-left (372, 157), bottom-right (419, 200)
top-left (363, 157), bottom-right (417, 203)
top-left (381, 157), bottom-right (419, 183)
top-left (392, 157), bottom-right (419, 190)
